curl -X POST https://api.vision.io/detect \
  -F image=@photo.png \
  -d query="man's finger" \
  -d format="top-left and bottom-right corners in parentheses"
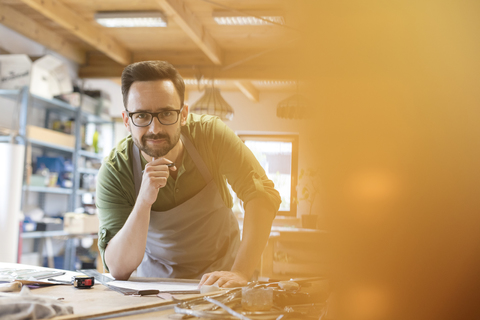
top-left (215, 277), bottom-right (228, 288)
top-left (198, 273), bottom-right (209, 288)
top-left (221, 280), bottom-right (238, 288)
top-left (203, 274), bottom-right (220, 286)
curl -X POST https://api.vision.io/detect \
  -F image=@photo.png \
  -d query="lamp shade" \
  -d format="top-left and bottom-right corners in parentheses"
top-left (190, 88), bottom-right (234, 121)
top-left (276, 94), bottom-right (308, 119)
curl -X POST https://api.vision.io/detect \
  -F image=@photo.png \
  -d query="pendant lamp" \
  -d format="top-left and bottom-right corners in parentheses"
top-left (190, 87), bottom-right (234, 121)
top-left (276, 94), bottom-right (308, 119)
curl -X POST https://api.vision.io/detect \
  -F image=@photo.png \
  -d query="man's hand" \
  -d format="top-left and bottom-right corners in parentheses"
top-left (138, 157), bottom-right (176, 205)
top-left (198, 271), bottom-right (248, 288)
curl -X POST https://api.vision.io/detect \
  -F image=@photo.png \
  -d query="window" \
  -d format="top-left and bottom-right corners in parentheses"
top-left (238, 134), bottom-right (299, 216)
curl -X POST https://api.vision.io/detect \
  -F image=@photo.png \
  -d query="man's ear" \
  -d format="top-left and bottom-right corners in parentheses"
top-left (180, 104), bottom-right (189, 126)
top-left (121, 110), bottom-right (131, 133)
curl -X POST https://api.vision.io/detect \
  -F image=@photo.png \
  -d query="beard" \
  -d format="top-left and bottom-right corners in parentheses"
top-left (132, 126), bottom-right (181, 158)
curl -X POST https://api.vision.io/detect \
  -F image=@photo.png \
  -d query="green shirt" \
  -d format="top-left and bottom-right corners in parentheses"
top-left (96, 113), bottom-right (281, 269)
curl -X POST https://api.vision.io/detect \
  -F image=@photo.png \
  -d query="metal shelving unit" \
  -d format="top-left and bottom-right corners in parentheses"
top-left (23, 186), bottom-right (73, 194)
top-left (77, 149), bottom-right (104, 160)
top-left (77, 168), bottom-right (99, 175)
top-left (0, 86), bottom-right (113, 270)
top-left (29, 139), bottom-right (75, 153)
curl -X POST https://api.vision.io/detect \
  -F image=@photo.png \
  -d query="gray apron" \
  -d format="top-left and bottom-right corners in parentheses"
top-left (131, 134), bottom-right (241, 279)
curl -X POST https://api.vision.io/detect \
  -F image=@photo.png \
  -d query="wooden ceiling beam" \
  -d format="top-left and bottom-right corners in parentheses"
top-left (79, 50), bottom-right (299, 80)
top-left (80, 63), bottom-right (297, 81)
top-left (155, 0), bottom-right (223, 65)
top-left (0, 3), bottom-right (85, 64)
top-left (16, 0), bottom-right (131, 65)
top-left (235, 81), bottom-right (260, 102)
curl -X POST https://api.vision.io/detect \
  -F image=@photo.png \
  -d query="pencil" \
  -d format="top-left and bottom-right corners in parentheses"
top-left (142, 163), bottom-right (175, 174)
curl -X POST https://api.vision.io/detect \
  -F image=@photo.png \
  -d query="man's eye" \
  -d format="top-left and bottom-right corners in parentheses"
top-left (161, 111), bottom-right (173, 117)
top-left (135, 113), bottom-right (148, 119)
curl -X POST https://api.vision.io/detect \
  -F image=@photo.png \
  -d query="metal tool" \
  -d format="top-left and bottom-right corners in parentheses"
top-left (78, 269), bottom-right (159, 296)
top-left (205, 296), bottom-right (252, 320)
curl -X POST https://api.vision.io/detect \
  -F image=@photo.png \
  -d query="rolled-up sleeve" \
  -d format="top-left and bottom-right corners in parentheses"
top-left (208, 118), bottom-right (282, 214)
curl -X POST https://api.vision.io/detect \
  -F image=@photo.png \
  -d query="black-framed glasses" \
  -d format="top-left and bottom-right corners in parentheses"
top-left (126, 107), bottom-right (183, 127)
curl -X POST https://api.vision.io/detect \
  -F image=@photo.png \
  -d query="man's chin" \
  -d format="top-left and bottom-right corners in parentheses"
top-left (142, 147), bottom-right (169, 158)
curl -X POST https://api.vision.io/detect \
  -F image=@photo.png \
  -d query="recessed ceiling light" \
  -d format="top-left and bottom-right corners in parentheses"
top-left (212, 10), bottom-right (285, 26)
top-left (95, 11), bottom-right (167, 28)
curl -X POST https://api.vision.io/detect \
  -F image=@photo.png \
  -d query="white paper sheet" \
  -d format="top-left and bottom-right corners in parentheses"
top-left (108, 280), bottom-right (199, 292)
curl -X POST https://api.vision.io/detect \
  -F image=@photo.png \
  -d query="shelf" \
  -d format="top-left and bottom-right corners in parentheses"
top-left (29, 138), bottom-right (75, 153)
top-left (21, 230), bottom-right (98, 239)
top-left (80, 111), bottom-right (112, 124)
top-left (0, 90), bottom-right (79, 116)
top-left (30, 94), bottom-right (77, 114)
top-left (23, 186), bottom-right (73, 194)
top-left (0, 89), bottom-right (21, 100)
top-left (77, 168), bottom-right (99, 175)
top-left (78, 150), bottom-right (104, 160)
top-left (77, 189), bottom-right (96, 195)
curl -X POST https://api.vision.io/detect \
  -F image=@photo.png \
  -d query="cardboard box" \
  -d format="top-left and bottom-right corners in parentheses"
top-left (63, 213), bottom-right (99, 234)
top-left (30, 55), bottom-right (73, 99)
top-left (0, 54), bottom-right (32, 89)
top-left (27, 125), bottom-right (75, 149)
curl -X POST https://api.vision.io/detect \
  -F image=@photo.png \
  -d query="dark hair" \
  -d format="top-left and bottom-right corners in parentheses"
top-left (121, 60), bottom-right (185, 109)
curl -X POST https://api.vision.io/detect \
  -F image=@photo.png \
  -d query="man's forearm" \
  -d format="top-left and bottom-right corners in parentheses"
top-left (230, 198), bottom-right (275, 280)
top-left (104, 201), bottom-right (151, 280)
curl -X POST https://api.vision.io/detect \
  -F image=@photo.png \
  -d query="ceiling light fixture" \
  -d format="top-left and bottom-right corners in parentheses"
top-left (212, 10), bottom-right (285, 26)
top-left (276, 94), bottom-right (308, 120)
top-left (94, 11), bottom-right (167, 28)
top-left (191, 87), bottom-right (234, 121)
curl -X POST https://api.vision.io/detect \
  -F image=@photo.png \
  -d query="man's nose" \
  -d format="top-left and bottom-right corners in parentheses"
top-left (147, 116), bottom-right (164, 132)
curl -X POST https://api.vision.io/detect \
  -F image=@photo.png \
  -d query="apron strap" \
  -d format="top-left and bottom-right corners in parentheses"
top-left (131, 134), bottom-right (213, 199)
top-left (132, 142), bottom-right (143, 199)
top-left (180, 134), bottom-right (212, 183)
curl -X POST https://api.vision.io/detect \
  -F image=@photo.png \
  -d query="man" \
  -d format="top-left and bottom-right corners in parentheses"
top-left (96, 61), bottom-right (281, 288)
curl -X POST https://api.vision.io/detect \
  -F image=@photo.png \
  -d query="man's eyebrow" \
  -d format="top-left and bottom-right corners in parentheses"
top-left (131, 107), bottom-right (177, 113)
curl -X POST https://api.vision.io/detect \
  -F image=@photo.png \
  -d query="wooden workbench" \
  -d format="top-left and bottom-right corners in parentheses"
top-left (32, 282), bottom-right (181, 320)
top-left (0, 262), bottom-right (199, 320)
top-left (1, 261), bottom-right (327, 319)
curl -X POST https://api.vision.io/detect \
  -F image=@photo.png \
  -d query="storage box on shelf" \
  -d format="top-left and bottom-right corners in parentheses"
top-left (27, 125), bottom-right (75, 149)
top-left (64, 213), bottom-right (99, 234)
top-left (0, 54), bottom-right (73, 98)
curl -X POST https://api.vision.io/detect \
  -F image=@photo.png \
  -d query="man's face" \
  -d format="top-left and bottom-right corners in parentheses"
top-left (122, 80), bottom-right (188, 158)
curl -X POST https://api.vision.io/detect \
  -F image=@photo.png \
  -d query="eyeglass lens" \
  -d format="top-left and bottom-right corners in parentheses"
top-left (131, 111), bottom-right (179, 126)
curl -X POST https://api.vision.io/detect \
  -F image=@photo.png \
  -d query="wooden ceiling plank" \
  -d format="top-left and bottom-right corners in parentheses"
top-left (235, 81), bottom-right (259, 102)
top-left (0, 3), bottom-right (85, 64)
top-left (155, 0), bottom-right (223, 65)
top-left (16, 0), bottom-right (131, 65)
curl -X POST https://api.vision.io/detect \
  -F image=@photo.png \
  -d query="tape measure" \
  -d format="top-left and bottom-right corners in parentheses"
top-left (48, 275), bottom-right (94, 289)
top-left (73, 275), bottom-right (94, 289)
